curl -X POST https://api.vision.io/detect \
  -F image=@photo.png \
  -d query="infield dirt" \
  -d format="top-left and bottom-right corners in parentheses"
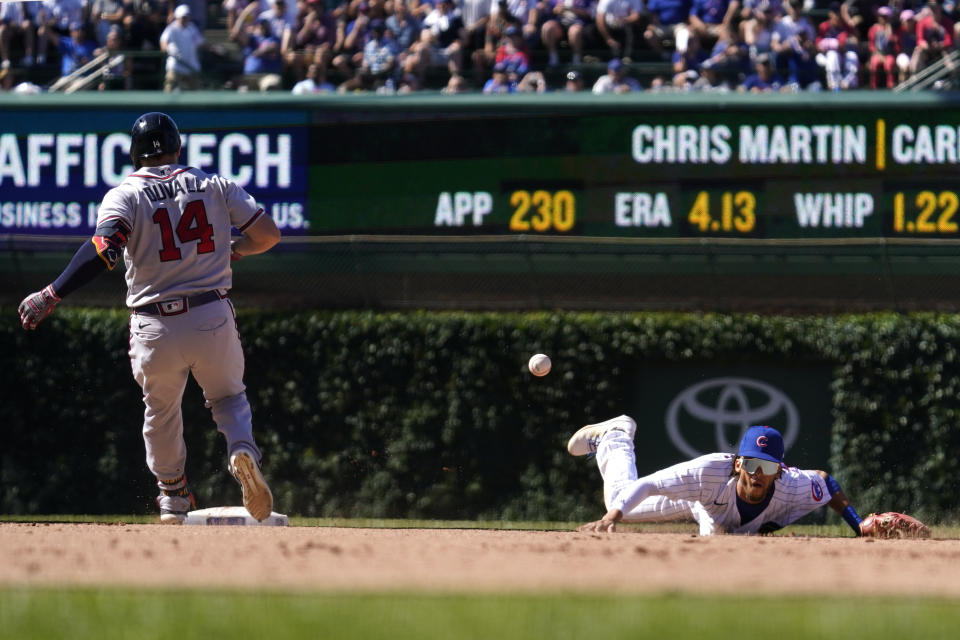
top-left (1, 524), bottom-right (958, 596)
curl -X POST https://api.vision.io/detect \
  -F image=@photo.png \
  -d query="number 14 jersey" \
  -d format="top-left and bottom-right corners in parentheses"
top-left (96, 164), bottom-right (264, 308)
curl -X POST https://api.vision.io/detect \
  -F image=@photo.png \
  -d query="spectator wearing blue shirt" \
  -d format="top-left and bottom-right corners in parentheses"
top-left (739, 52), bottom-right (783, 91)
top-left (339, 18), bottom-right (399, 91)
top-left (238, 17), bottom-right (285, 90)
top-left (483, 60), bottom-right (517, 92)
top-left (702, 23), bottom-right (750, 80)
top-left (743, 1), bottom-right (777, 65)
top-left (57, 21), bottom-right (96, 76)
top-left (671, 32), bottom-right (708, 87)
top-left (386, 0), bottom-right (422, 77)
top-left (784, 29), bottom-right (822, 91)
top-left (676, 0), bottom-right (738, 53)
top-left (770, 0), bottom-right (815, 77)
top-left (645, 0), bottom-right (692, 57)
top-left (36, 0), bottom-right (86, 65)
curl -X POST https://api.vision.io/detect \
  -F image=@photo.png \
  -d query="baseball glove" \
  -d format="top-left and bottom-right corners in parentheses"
top-left (859, 512), bottom-right (931, 539)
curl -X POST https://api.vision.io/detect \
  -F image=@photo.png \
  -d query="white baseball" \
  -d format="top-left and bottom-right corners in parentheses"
top-left (528, 353), bottom-right (551, 377)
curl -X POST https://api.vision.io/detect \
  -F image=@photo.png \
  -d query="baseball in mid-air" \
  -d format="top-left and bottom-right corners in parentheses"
top-left (528, 353), bottom-right (552, 377)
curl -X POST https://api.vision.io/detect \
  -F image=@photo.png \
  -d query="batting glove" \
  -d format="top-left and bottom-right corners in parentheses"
top-left (19, 285), bottom-right (61, 330)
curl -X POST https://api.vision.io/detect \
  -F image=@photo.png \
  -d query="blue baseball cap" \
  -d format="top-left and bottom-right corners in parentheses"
top-left (737, 426), bottom-right (784, 463)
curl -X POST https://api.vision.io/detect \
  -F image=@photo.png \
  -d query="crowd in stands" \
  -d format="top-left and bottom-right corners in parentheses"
top-left (1, 0), bottom-right (960, 93)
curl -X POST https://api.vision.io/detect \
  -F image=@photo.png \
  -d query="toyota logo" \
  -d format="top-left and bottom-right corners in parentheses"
top-left (665, 377), bottom-right (799, 458)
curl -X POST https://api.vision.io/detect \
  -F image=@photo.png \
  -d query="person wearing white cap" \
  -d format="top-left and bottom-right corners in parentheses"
top-left (171, 1), bottom-right (209, 32)
top-left (160, 5), bottom-right (205, 91)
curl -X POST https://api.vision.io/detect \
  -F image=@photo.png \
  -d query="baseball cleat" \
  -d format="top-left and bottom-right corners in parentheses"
top-left (156, 486), bottom-right (197, 525)
top-left (159, 509), bottom-right (189, 525)
top-left (230, 449), bottom-right (273, 522)
top-left (567, 415), bottom-right (637, 457)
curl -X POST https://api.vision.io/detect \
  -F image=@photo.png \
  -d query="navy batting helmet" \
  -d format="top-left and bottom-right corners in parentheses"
top-left (129, 112), bottom-right (181, 169)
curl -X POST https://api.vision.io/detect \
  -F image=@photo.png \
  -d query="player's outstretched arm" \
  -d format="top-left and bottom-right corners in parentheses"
top-left (231, 213), bottom-right (281, 261)
top-left (816, 470), bottom-right (864, 536)
top-left (18, 236), bottom-right (116, 330)
top-left (578, 508), bottom-right (623, 533)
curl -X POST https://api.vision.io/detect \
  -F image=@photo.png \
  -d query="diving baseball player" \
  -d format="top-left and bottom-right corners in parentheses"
top-left (568, 416), bottom-right (874, 535)
top-left (18, 112), bottom-right (280, 524)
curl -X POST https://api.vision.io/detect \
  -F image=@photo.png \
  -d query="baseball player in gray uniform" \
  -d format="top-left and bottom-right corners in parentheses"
top-left (19, 112), bottom-right (280, 524)
top-left (568, 415), bottom-right (869, 535)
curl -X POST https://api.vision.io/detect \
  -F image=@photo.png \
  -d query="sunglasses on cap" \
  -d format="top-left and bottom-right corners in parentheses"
top-left (739, 457), bottom-right (781, 475)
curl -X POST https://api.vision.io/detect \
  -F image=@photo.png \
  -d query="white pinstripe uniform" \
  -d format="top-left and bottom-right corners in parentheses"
top-left (595, 420), bottom-right (831, 535)
top-left (96, 163), bottom-right (266, 490)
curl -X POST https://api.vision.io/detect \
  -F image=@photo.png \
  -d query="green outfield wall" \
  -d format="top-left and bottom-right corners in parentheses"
top-left (5, 92), bottom-right (960, 310)
top-left (3, 309), bottom-right (957, 524)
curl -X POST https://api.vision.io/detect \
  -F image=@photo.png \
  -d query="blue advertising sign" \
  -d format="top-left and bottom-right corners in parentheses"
top-left (0, 126), bottom-right (309, 236)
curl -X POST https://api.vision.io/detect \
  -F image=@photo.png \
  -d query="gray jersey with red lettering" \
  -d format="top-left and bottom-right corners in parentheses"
top-left (95, 164), bottom-right (264, 308)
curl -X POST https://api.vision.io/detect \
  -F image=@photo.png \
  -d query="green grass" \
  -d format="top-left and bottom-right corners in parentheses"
top-left (1, 589), bottom-right (959, 640)
top-left (2, 518), bottom-right (959, 639)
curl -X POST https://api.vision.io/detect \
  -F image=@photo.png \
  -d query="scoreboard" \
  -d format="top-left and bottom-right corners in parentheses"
top-left (5, 93), bottom-right (960, 242)
top-left (306, 96), bottom-right (960, 240)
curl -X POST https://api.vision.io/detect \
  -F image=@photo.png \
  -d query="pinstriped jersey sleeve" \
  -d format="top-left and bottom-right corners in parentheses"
top-left (647, 454), bottom-right (738, 505)
top-left (772, 467), bottom-right (831, 523)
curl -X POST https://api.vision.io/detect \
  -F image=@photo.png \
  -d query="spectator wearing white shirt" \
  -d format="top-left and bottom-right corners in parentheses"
top-left (160, 4), bottom-right (205, 91)
top-left (592, 56), bottom-right (642, 92)
top-left (595, 0), bottom-right (642, 58)
top-left (292, 60), bottom-right (335, 92)
top-left (257, 0), bottom-right (295, 40)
